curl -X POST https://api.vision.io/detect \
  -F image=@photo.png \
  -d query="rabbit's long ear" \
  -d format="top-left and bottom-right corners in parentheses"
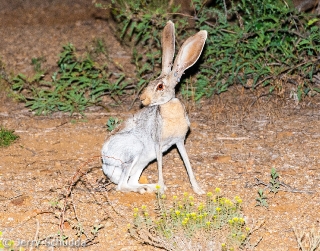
top-left (160, 20), bottom-right (175, 76)
top-left (170, 30), bottom-right (207, 83)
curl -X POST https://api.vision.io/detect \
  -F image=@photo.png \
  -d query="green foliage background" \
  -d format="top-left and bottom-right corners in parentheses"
top-left (8, 0), bottom-right (320, 114)
top-left (109, 0), bottom-right (320, 100)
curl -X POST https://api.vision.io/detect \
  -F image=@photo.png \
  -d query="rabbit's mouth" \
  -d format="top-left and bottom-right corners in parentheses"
top-left (140, 93), bottom-right (151, 106)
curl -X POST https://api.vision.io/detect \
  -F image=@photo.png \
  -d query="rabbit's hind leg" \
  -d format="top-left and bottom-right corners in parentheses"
top-left (116, 157), bottom-right (154, 193)
top-left (102, 163), bottom-right (122, 184)
top-left (127, 162), bottom-right (146, 186)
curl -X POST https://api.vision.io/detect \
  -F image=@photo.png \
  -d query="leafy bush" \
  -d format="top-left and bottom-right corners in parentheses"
top-left (194, 0), bottom-right (320, 100)
top-left (11, 43), bottom-right (128, 115)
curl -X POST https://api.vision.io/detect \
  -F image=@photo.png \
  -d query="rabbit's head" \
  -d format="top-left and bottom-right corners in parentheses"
top-left (140, 21), bottom-right (207, 106)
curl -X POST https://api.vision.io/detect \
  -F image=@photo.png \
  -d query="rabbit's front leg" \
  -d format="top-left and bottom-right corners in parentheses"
top-left (176, 141), bottom-right (205, 195)
top-left (156, 144), bottom-right (167, 194)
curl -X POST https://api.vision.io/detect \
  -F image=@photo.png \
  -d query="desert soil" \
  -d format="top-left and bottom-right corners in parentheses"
top-left (0, 1), bottom-right (319, 250)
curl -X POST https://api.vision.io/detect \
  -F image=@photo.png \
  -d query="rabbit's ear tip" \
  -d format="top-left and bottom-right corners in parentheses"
top-left (199, 30), bottom-right (208, 38)
top-left (166, 20), bottom-right (174, 27)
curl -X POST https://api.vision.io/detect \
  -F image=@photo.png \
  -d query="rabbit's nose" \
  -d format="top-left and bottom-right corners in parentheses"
top-left (140, 93), bottom-right (151, 106)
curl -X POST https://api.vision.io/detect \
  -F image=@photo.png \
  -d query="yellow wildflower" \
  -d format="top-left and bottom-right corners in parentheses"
top-left (198, 202), bottom-right (204, 211)
top-left (182, 217), bottom-right (189, 225)
top-left (235, 196), bottom-right (243, 204)
top-left (225, 199), bottom-right (233, 207)
top-left (190, 212), bottom-right (196, 220)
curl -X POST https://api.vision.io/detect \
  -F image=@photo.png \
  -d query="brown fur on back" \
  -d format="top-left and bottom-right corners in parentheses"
top-left (160, 98), bottom-right (189, 140)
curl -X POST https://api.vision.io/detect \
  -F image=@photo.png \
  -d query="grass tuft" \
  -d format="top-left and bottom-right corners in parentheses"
top-left (0, 127), bottom-right (19, 147)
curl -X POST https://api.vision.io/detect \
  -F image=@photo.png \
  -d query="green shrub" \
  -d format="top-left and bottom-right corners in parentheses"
top-left (194, 0), bottom-right (320, 100)
top-left (11, 43), bottom-right (128, 115)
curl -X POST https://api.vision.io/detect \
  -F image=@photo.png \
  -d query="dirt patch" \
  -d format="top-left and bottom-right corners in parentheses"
top-left (1, 1), bottom-right (320, 250)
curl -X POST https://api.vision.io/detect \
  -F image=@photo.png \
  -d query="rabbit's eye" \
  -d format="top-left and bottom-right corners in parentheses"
top-left (157, 84), bottom-right (164, 91)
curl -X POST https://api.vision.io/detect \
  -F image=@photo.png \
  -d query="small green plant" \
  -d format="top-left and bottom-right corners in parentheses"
top-left (31, 57), bottom-right (46, 73)
top-left (0, 59), bottom-right (9, 84)
top-left (91, 224), bottom-right (103, 236)
top-left (129, 187), bottom-right (251, 250)
top-left (48, 199), bottom-right (62, 209)
top-left (93, 38), bottom-right (107, 55)
top-left (255, 189), bottom-right (268, 208)
top-left (0, 127), bottom-right (19, 147)
top-left (106, 117), bottom-right (121, 131)
top-left (269, 167), bottom-right (280, 194)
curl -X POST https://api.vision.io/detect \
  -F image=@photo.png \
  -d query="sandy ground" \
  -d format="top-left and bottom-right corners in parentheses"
top-left (0, 1), bottom-right (320, 250)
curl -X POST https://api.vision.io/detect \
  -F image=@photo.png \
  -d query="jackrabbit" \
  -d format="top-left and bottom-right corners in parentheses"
top-left (101, 21), bottom-right (207, 194)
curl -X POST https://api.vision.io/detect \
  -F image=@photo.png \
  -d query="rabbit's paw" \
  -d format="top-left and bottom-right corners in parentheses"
top-left (193, 185), bottom-right (205, 195)
top-left (137, 185), bottom-right (155, 194)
